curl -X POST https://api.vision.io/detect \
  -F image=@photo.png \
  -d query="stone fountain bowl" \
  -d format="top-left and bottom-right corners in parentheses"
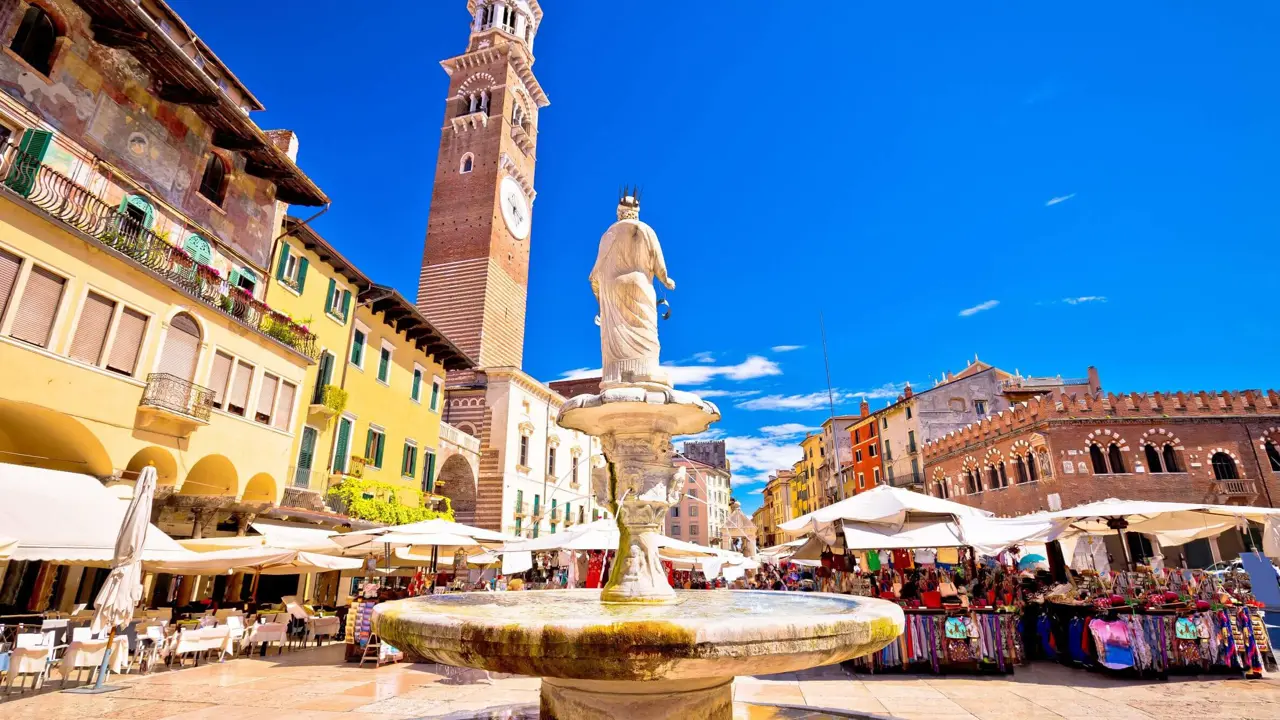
top-left (373, 590), bottom-right (904, 719)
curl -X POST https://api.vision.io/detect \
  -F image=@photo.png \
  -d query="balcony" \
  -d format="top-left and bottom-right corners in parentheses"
top-left (0, 147), bottom-right (318, 359)
top-left (440, 422), bottom-right (481, 454)
top-left (308, 384), bottom-right (347, 419)
top-left (1214, 478), bottom-right (1258, 499)
top-left (549, 507), bottom-right (561, 524)
top-left (288, 465), bottom-right (328, 490)
top-left (513, 501), bottom-right (529, 518)
top-left (137, 373), bottom-right (213, 436)
top-left (531, 505), bottom-right (542, 520)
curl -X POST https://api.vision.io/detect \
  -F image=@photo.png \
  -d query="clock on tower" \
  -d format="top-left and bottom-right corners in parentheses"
top-left (417, 0), bottom-right (548, 377)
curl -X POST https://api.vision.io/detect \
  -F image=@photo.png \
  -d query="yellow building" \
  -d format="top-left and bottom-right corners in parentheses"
top-left (792, 432), bottom-right (823, 515)
top-left (265, 220), bottom-right (475, 516)
top-left (0, 0), bottom-right (332, 544)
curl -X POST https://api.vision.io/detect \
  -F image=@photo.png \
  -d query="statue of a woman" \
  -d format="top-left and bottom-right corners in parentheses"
top-left (590, 192), bottom-right (675, 389)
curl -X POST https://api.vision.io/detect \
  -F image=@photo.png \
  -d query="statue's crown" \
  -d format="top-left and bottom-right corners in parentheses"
top-left (617, 185), bottom-right (641, 220)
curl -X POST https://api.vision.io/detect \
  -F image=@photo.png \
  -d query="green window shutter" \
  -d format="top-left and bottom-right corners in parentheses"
top-left (334, 419), bottom-right (351, 472)
top-left (183, 235), bottom-right (213, 266)
top-left (351, 331), bottom-right (363, 365)
top-left (276, 244), bottom-right (290, 281)
top-left (296, 257), bottom-right (309, 293)
top-left (341, 289), bottom-right (351, 320)
top-left (118, 195), bottom-right (156, 230)
top-left (5, 129), bottom-right (52, 196)
top-left (412, 370), bottom-right (421, 400)
top-left (430, 378), bottom-right (440, 410)
top-left (375, 433), bottom-right (385, 468)
top-left (378, 348), bottom-right (389, 382)
top-left (365, 429), bottom-right (374, 459)
top-left (325, 278), bottom-right (336, 313)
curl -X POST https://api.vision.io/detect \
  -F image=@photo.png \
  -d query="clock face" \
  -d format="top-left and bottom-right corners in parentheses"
top-left (499, 176), bottom-right (531, 240)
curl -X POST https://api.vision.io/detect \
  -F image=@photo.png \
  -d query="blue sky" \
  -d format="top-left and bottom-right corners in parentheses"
top-left (172, 2), bottom-right (1280, 513)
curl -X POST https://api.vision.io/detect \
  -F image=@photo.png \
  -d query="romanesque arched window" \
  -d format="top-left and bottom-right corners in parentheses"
top-left (1108, 443), bottom-right (1126, 474)
top-left (1211, 452), bottom-right (1239, 481)
top-left (1265, 440), bottom-right (1280, 472)
top-left (1145, 444), bottom-right (1164, 473)
top-left (1090, 444), bottom-right (1108, 474)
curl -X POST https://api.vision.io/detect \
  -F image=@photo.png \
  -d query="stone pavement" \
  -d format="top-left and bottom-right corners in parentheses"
top-left (3, 643), bottom-right (1280, 719)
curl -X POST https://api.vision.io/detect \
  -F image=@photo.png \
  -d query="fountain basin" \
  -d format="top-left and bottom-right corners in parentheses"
top-left (372, 590), bottom-right (904, 719)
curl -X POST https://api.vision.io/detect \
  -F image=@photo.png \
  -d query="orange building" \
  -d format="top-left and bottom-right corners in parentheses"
top-left (846, 400), bottom-right (883, 495)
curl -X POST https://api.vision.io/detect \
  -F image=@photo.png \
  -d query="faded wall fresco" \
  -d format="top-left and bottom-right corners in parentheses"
top-left (0, 0), bottom-right (280, 270)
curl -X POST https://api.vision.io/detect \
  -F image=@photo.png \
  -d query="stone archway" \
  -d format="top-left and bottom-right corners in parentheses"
top-left (0, 398), bottom-right (114, 476)
top-left (437, 454), bottom-right (478, 525)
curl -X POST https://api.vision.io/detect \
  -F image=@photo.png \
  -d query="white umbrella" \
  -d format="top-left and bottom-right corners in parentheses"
top-left (85, 465), bottom-right (156, 691)
top-left (0, 536), bottom-right (16, 560)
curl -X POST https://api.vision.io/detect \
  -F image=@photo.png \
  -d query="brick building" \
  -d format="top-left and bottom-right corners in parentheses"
top-left (924, 389), bottom-right (1280, 566)
top-left (846, 401), bottom-right (883, 495)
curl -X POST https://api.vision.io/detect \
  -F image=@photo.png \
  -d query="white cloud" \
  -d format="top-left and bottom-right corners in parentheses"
top-left (695, 389), bottom-right (761, 399)
top-left (851, 382), bottom-right (908, 400)
top-left (724, 434), bottom-right (804, 477)
top-left (771, 345), bottom-right (804, 353)
top-left (731, 472), bottom-right (769, 487)
top-left (559, 355), bottom-right (781, 387)
top-left (958, 300), bottom-right (999, 317)
top-left (748, 488), bottom-right (764, 495)
top-left (1062, 296), bottom-right (1106, 305)
top-left (1045, 193), bottom-right (1076, 206)
top-left (736, 392), bottom-right (838, 412)
top-left (760, 423), bottom-right (818, 437)
top-left (692, 351), bottom-right (716, 364)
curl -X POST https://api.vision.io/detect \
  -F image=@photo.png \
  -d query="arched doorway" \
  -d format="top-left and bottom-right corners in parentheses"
top-left (437, 454), bottom-right (477, 525)
top-left (0, 398), bottom-right (113, 476)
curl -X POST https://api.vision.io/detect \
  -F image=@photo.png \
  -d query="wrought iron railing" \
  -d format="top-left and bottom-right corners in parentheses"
top-left (288, 465), bottom-right (328, 489)
top-left (140, 373), bottom-right (214, 422)
top-left (0, 145), bottom-right (318, 358)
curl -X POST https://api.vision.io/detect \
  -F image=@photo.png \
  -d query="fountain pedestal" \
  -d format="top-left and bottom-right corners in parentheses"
top-left (558, 385), bottom-right (719, 604)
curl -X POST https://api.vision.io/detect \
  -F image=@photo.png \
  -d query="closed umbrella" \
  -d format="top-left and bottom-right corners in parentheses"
top-left (78, 465), bottom-right (156, 693)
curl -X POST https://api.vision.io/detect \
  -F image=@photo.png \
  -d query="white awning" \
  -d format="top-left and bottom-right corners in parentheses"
top-left (0, 536), bottom-right (16, 560)
top-left (504, 519), bottom-right (619, 552)
top-left (249, 522), bottom-right (339, 552)
top-left (779, 485), bottom-right (992, 534)
top-left (149, 547), bottom-right (363, 575)
top-left (0, 464), bottom-right (190, 565)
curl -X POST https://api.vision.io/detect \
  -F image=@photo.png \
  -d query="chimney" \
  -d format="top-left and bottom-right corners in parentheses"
top-left (1087, 366), bottom-right (1101, 394)
top-left (264, 129), bottom-right (299, 162)
top-left (860, 400), bottom-right (870, 417)
top-left (903, 382), bottom-right (913, 399)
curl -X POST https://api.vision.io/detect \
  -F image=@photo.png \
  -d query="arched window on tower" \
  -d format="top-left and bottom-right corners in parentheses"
top-left (1108, 444), bottom-right (1126, 474)
top-left (1163, 444), bottom-right (1180, 473)
top-left (1026, 452), bottom-right (1039, 482)
top-left (937, 481), bottom-right (950, 499)
top-left (198, 154), bottom-right (228, 206)
top-left (987, 465), bottom-right (1000, 490)
top-left (966, 469), bottom-right (981, 494)
top-left (1266, 440), bottom-right (1280, 472)
top-left (1145, 444), bottom-right (1164, 473)
top-left (460, 153), bottom-right (474, 174)
top-left (1014, 456), bottom-right (1028, 484)
top-left (10, 6), bottom-right (58, 76)
top-left (1090, 444), bottom-right (1108, 474)
top-left (1211, 452), bottom-right (1239, 481)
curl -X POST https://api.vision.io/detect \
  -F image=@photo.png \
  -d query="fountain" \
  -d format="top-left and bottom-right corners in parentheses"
top-left (372, 191), bottom-right (904, 719)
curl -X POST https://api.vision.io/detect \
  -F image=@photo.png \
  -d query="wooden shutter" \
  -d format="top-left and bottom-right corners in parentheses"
top-left (10, 265), bottom-right (65, 348)
top-left (365, 429), bottom-right (374, 459)
top-left (275, 381), bottom-right (296, 430)
top-left (182, 235), bottom-right (212, 266)
top-left (106, 307), bottom-right (147, 375)
top-left (229, 361), bottom-right (253, 414)
top-left (296, 426), bottom-right (318, 487)
top-left (157, 313), bottom-right (201, 381)
top-left (375, 432), bottom-right (385, 468)
top-left (5, 128), bottom-right (52, 196)
top-left (296, 257), bottom-right (309, 293)
top-left (69, 292), bottom-right (116, 365)
top-left (334, 418), bottom-right (351, 473)
top-left (412, 369), bottom-right (421, 400)
top-left (378, 347), bottom-right (389, 381)
top-left (425, 450), bottom-right (436, 490)
top-left (0, 248), bottom-right (24, 328)
top-left (207, 351), bottom-right (233, 406)
top-left (318, 351), bottom-right (334, 386)
top-left (257, 372), bottom-right (279, 422)
top-left (276, 244), bottom-right (290, 281)
top-left (430, 378), bottom-right (440, 410)
top-left (341, 289), bottom-right (351, 319)
top-left (324, 278), bottom-right (335, 314)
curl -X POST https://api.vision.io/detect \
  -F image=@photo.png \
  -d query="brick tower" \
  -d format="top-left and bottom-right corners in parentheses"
top-left (417, 0), bottom-right (548, 379)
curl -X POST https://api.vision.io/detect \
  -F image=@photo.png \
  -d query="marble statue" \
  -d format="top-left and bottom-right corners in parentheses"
top-left (590, 191), bottom-right (675, 389)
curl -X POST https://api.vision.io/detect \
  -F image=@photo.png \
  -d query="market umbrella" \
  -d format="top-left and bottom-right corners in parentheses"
top-left (1018, 553), bottom-right (1048, 569)
top-left (332, 519), bottom-right (517, 578)
top-left (80, 465), bottom-right (156, 692)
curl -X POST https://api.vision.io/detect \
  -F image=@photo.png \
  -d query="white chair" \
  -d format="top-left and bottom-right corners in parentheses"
top-left (223, 615), bottom-right (246, 655)
top-left (201, 625), bottom-right (232, 662)
top-left (170, 628), bottom-right (209, 667)
top-left (242, 622), bottom-right (287, 656)
top-left (57, 638), bottom-right (109, 687)
top-left (5, 634), bottom-right (52, 694)
top-left (131, 623), bottom-right (166, 674)
top-left (308, 616), bottom-right (340, 646)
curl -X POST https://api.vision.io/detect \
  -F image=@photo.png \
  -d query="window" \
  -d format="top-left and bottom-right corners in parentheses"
top-left (198, 154), bottom-right (228, 205)
top-left (275, 381), bottom-right (296, 430)
top-left (987, 465), bottom-right (1000, 490)
top-left (1108, 444), bottom-right (1125, 474)
top-left (687, 488), bottom-right (697, 499)
top-left (873, 467), bottom-right (881, 484)
top-left (231, 267), bottom-right (256, 295)
top-left (671, 507), bottom-right (679, 518)
top-left (547, 446), bottom-right (556, 476)
top-left (690, 505), bottom-right (698, 517)
top-left (882, 417), bottom-right (888, 429)
top-left (1211, 452), bottom-right (1239, 481)
top-left (858, 472), bottom-right (865, 489)
top-left (855, 449), bottom-right (862, 462)
top-left (578, 507), bottom-right (585, 524)
top-left (295, 426), bottom-right (319, 488)
top-left (423, 449), bottom-right (437, 492)
top-left (10, 6), bottom-right (57, 76)
top-left (0, 248), bottom-right (22, 326)
top-left (183, 235), bottom-right (212, 266)
top-left (550, 500), bottom-right (558, 531)
top-left (460, 153), bottom-right (474, 174)
top-left (157, 312), bottom-right (202, 382)
top-left (1090, 444), bottom-right (1108, 474)
top-left (107, 307), bottom-right (147, 376)
top-left (906, 406), bottom-right (913, 420)
top-left (350, 327), bottom-right (366, 367)
top-left (377, 344), bottom-right (391, 384)
top-left (883, 440), bottom-right (892, 461)
top-left (276, 245), bottom-right (307, 293)
top-left (365, 427), bottom-right (386, 469)
top-left (937, 480), bottom-right (950, 499)
top-left (854, 429), bottom-right (860, 443)
top-left (974, 400), bottom-right (987, 415)
top-left (1162, 444), bottom-right (1180, 473)
top-left (907, 430), bottom-right (917, 453)
top-left (670, 524), bottom-right (681, 537)
top-left (333, 416), bottom-right (354, 473)
top-left (518, 435), bottom-right (529, 468)
top-left (10, 265), bottom-right (65, 348)
top-left (401, 441), bottom-right (418, 479)
top-left (255, 372), bottom-right (279, 425)
top-left (430, 377), bottom-right (443, 412)
top-left (690, 524), bottom-right (699, 537)
top-left (997, 462), bottom-right (1008, 488)
top-left (966, 469), bottom-right (981, 494)
top-left (1014, 456), bottom-right (1028, 484)
top-left (411, 367), bottom-right (423, 402)
top-left (1267, 441), bottom-right (1280, 472)
top-left (69, 292), bottom-right (115, 366)
top-left (208, 351), bottom-right (234, 410)
top-left (227, 359), bottom-right (254, 416)
top-left (1026, 452), bottom-right (1039, 482)
top-left (869, 443), bottom-right (877, 458)
top-left (571, 456), bottom-right (580, 486)
top-left (1145, 444), bottom-right (1164, 473)
top-left (325, 280), bottom-right (350, 322)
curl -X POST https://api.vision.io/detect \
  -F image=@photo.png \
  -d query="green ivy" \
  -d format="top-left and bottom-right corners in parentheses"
top-left (327, 476), bottom-right (453, 525)
top-left (319, 385), bottom-right (348, 415)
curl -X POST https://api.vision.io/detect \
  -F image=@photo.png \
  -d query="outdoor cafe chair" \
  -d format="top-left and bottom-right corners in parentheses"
top-left (170, 627), bottom-right (211, 667)
top-left (307, 615), bottom-right (341, 646)
top-left (131, 623), bottom-right (167, 674)
top-left (242, 621), bottom-right (287, 656)
top-left (6, 633), bottom-right (53, 694)
top-left (57, 637), bottom-right (112, 687)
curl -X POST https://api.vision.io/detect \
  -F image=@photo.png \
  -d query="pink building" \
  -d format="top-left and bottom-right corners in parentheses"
top-left (663, 456), bottom-right (731, 546)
